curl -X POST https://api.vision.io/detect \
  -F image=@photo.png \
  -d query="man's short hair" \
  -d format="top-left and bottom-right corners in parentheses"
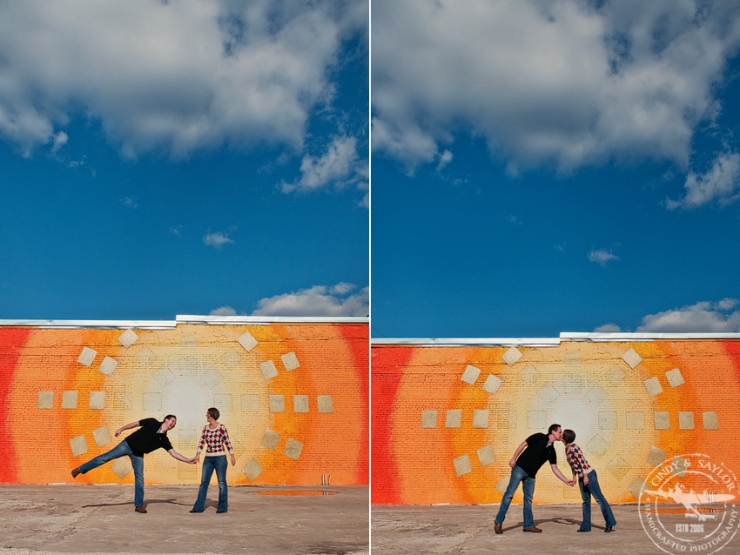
top-left (164, 414), bottom-right (177, 422)
top-left (547, 423), bottom-right (562, 435)
top-left (207, 407), bottom-right (220, 421)
top-left (562, 429), bottom-right (576, 444)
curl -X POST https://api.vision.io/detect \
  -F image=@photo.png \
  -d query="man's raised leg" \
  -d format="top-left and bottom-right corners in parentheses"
top-left (72, 441), bottom-right (131, 477)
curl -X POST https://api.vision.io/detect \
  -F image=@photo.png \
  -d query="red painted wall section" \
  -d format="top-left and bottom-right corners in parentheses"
top-left (0, 328), bottom-right (32, 483)
top-left (371, 345), bottom-right (415, 504)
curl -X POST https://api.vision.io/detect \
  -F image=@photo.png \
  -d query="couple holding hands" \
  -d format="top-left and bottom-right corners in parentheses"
top-left (494, 423), bottom-right (617, 534)
top-left (72, 407), bottom-right (234, 514)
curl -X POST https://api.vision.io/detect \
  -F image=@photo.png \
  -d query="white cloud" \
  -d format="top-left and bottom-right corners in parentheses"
top-left (372, 1), bottom-right (740, 172)
top-left (0, 1), bottom-right (366, 157)
top-left (252, 283), bottom-right (368, 316)
top-left (51, 131), bottom-right (68, 153)
top-left (637, 299), bottom-right (740, 332)
top-left (210, 306), bottom-right (237, 316)
top-left (203, 231), bottom-right (234, 249)
top-left (594, 323), bottom-right (621, 332)
top-left (666, 151), bottom-right (740, 209)
top-left (281, 135), bottom-right (367, 195)
top-left (436, 149), bottom-right (453, 171)
top-left (587, 248), bottom-right (619, 266)
top-left (120, 197), bottom-right (138, 208)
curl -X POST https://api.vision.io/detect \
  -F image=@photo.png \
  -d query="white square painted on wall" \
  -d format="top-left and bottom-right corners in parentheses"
top-left (62, 391), bottom-right (78, 409)
top-left (237, 331), bottom-right (258, 352)
top-left (78, 347), bottom-right (97, 367)
top-left (281, 352), bottom-right (300, 371)
top-left (243, 459), bottom-right (263, 481)
top-left (260, 360), bottom-right (279, 380)
top-left (421, 410), bottom-right (437, 428)
top-left (269, 395), bottom-right (285, 413)
top-left (502, 347), bottom-right (523, 366)
top-left (317, 395), bottom-right (333, 414)
top-left (118, 329), bottom-right (138, 348)
top-left (293, 395), bottom-right (309, 413)
top-left (69, 435), bottom-right (88, 457)
top-left (482, 374), bottom-right (502, 395)
top-left (93, 426), bottom-right (112, 447)
top-left (98, 356), bottom-right (118, 376)
top-left (261, 429), bottom-right (280, 450)
top-left (453, 454), bottom-right (472, 476)
top-left (89, 391), bottom-right (105, 410)
top-left (38, 391), bottom-right (54, 409)
top-left (461, 365), bottom-right (480, 385)
top-left (284, 438), bottom-right (303, 460)
top-left (644, 377), bottom-right (663, 397)
top-left (622, 348), bottom-right (642, 369)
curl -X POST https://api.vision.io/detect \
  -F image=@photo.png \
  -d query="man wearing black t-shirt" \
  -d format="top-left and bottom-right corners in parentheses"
top-left (71, 415), bottom-right (196, 513)
top-left (493, 423), bottom-right (573, 533)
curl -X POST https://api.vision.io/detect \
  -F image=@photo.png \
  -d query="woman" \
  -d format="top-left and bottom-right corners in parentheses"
top-left (190, 407), bottom-right (236, 513)
top-left (563, 428), bottom-right (617, 532)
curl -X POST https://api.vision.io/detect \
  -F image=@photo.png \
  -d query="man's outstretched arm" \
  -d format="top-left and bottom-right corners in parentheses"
top-left (168, 449), bottom-right (197, 464)
top-left (115, 421), bottom-right (141, 437)
top-left (551, 464), bottom-right (573, 484)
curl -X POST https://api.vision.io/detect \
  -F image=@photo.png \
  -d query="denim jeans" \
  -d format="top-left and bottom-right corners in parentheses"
top-left (78, 440), bottom-right (145, 507)
top-left (192, 455), bottom-right (228, 512)
top-left (495, 465), bottom-right (535, 529)
top-left (578, 469), bottom-right (617, 531)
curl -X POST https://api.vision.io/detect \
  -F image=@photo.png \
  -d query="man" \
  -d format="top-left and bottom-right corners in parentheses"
top-left (494, 423), bottom-right (572, 533)
top-left (71, 415), bottom-right (195, 513)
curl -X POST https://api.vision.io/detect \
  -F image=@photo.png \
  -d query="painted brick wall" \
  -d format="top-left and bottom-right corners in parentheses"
top-left (372, 339), bottom-right (740, 505)
top-left (0, 321), bottom-right (368, 486)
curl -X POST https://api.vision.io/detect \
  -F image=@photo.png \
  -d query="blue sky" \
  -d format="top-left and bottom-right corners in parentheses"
top-left (0, 1), bottom-right (368, 320)
top-left (371, 0), bottom-right (740, 338)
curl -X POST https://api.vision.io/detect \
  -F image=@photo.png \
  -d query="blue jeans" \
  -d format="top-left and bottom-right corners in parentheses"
top-left (192, 455), bottom-right (228, 512)
top-left (78, 440), bottom-right (145, 507)
top-left (495, 465), bottom-right (535, 529)
top-left (578, 470), bottom-right (617, 531)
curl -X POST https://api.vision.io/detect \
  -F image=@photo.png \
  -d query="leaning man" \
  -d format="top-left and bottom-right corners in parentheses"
top-left (494, 423), bottom-right (572, 533)
top-left (71, 415), bottom-right (195, 513)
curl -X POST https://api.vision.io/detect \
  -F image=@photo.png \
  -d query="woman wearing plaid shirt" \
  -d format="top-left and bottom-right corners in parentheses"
top-left (190, 407), bottom-right (236, 513)
top-left (563, 429), bottom-right (616, 533)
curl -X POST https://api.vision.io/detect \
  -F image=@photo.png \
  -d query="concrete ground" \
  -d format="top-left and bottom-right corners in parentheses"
top-left (0, 485), bottom-right (368, 555)
top-left (371, 502), bottom-right (739, 555)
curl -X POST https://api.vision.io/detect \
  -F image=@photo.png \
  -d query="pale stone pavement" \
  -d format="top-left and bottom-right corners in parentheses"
top-left (0, 485), bottom-right (368, 555)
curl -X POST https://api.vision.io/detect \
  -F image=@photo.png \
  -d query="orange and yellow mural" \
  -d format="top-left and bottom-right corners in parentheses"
top-left (0, 318), bottom-right (368, 486)
top-left (372, 338), bottom-right (740, 505)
